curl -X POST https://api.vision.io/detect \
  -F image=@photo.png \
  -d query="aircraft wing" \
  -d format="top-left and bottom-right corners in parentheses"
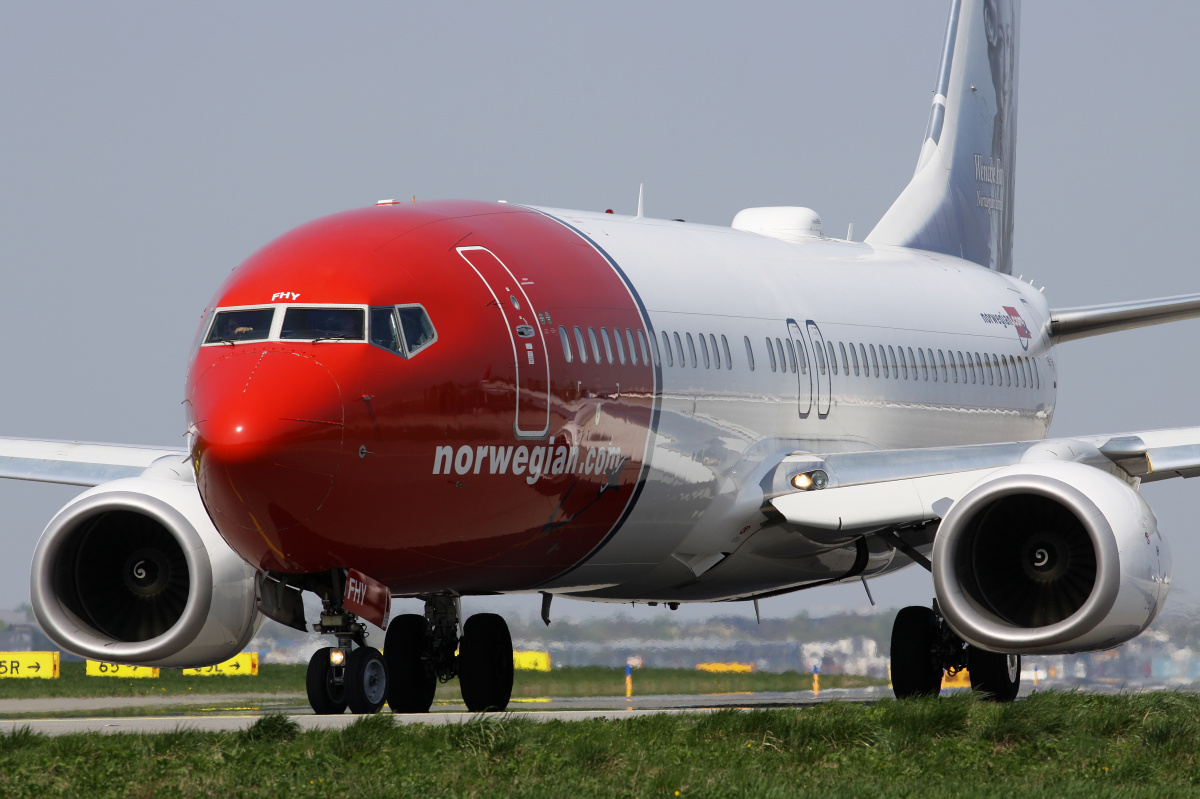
top-left (1050, 293), bottom-right (1200, 343)
top-left (768, 427), bottom-right (1200, 532)
top-left (0, 437), bottom-right (187, 487)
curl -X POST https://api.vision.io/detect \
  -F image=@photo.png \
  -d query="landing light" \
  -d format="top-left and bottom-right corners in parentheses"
top-left (791, 470), bottom-right (829, 491)
top-left (329, 649), bottom-right (346, 666)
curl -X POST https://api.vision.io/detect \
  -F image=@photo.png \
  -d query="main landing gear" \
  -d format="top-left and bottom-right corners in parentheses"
top-left (890, 602), bottom-right (1020, 702)
top-left (383, 595), bottom-right (515, 714)
top-left (301, 584), bottom-right (515, 715)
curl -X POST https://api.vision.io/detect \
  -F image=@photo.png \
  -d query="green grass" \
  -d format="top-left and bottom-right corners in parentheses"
top-left (4, 692), bottom-right (1200, 797)
top-left (0, 664), bottom-right (879, 701)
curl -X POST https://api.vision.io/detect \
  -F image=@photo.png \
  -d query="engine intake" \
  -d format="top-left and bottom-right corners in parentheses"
top-left (933, 461), bottom-right (1170, 654)
top-left (31, 476), bottom-right (261, 668)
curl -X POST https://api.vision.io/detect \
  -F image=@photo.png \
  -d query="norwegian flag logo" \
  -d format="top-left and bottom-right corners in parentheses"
top-left (1004, 306), bottom-right (1031, 350)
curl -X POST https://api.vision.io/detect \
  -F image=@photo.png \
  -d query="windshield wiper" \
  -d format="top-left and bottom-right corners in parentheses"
top-left (311, 335), bottom-right (348, 344)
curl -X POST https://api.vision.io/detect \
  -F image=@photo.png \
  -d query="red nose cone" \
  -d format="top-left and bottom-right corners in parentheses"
top-left (190, 350), bottom-right (344, 569)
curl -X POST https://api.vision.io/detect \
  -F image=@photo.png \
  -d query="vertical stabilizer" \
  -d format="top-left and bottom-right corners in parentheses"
top-left (865, 0), bottom-right (1019, 274)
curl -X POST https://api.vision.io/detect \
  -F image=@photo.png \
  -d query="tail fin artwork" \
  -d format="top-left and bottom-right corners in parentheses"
top-left (866, 0), bottom-right (1019, 274)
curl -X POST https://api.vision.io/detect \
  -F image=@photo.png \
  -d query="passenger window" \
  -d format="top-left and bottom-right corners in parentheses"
top-left (660, 331), bottom-right (673, 367)
top-left (397, 306), bottom-right (436, 353)
top-left (956, 351), bottom-right (967, 383)
top-left (1033, 358), bottom-right (1040, 389)
top-left (698, 334), bottom-right (711, 368)
top-left (674, 332), bottom-right (686, 367)
top-left (897, 347), bottom-right (908, 380)
top-left (613, 328), bottom-right (626, 364)
top-left (588, 328), bottom-right (601, 363)
top-left (558, 325), bottom-right (573, 363)
top-left (839, 342), bottom-right (849, 375)
top-left (858, 344), bottom-right (868, 377)
top-left (766, 336), bottom-right (778, 372)
top-left (637, 330), bottom-right (650, 366)
top-left (775, 338), bottom-right (786, 373)
top-left (710, 334), bottom-right (721, 369)
top-left (574, 327), bottom-right (588, 364)
top-left (918, 348), bottom-right (928, 381)
top-left (786, 339), bottom-right (798, 373)
top-left (973, 352), bottom-right (984, 385)
top-left (625, 329), bottom-right (637, 365)
top-left (744, 336), bottom-right (755, 371)
top-left (826, 342), bottom-right (837, 375)
top-left (722, 335), bottom-right (732, 369)
top-left (849, 342), bottom-right (860, 376)
top-left (1005, 355), bottom-right (1013, 387)
top-left (685, 333), bottom-right (698, 367)
top-left (600, 328), bottom-right (614, 364)
top-left (796, 340), bottom-right (807, 374)
top-left (208, 307), bottom-right (274, 344)
top-left (937, 350), bottom-right (947, 383)
top-left (281, 307), bottom-right (365, 341)
top-left (1023, 357), bottom-right (1032, 388)
top-left (869, 344), bottom-right (880, 377)
top-left (887, 346), bottom-right (897, 379)
top-left (369, 307), bottom-right (403, 354)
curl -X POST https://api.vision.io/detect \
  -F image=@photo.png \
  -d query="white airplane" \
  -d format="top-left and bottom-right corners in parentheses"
top-left (3, 0), bottom-right (1198, 713)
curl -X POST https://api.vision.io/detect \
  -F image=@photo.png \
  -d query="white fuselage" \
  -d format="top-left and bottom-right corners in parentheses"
top-left (535, 208), bottom-right (1056, 602)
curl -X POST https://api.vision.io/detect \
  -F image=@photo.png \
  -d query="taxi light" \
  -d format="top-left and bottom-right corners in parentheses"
top-left (791, 469), bottom-right (828, 491)
top-left (329, 649), bottom-right (346, 666)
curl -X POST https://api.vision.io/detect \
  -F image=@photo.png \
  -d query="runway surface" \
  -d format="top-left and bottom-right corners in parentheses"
top-left (0, 686), bottom-right (894, 736)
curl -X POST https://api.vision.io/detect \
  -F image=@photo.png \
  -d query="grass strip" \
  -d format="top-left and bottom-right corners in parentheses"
top-left (0, 664), bottom-right (880, 701)
top-left (2, 691), bottom-right (1200, 797)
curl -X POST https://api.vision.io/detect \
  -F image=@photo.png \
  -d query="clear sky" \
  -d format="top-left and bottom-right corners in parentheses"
top-left (1, 2), bottom-right (1197, 625)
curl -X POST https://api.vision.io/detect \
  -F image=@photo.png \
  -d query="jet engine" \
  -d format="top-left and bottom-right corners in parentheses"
top-left (30, 474), bottom-right (261, 668)
top-left (932, 461), bottom-right (1170, 655)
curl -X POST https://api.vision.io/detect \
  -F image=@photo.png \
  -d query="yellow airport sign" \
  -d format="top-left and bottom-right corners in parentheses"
top-left (942, 669), bottom-right (971, 688)
top-left (86, 661), bottom-right (160, 678)
top-left (513, 650), bottom-right (551, 671)
top-left (696, 662), bottom-right (755, 673)
top-left (0, 651), bottom-right (59, 679)
top-left (183, 652), bottom-right (259, 676)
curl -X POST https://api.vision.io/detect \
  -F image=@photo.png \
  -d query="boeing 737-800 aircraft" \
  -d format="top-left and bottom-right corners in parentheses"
top-left (4, 0), bottom-right (1199, 713)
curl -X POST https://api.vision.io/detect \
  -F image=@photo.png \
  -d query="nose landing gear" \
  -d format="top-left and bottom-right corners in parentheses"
top-left (305, 601), bottom-right (390, 715)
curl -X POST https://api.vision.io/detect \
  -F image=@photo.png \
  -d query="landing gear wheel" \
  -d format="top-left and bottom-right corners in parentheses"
top-left (345, 647), bottom-right (388, 714)
top-left (306, 647), bottom-right (348, 715)
top-left (385, 614), bottom-right (436, 713)
top-left (458, 613), bottom-right (514, 712)
top-left (968, 646), bottom-right (1021, 702)
top-left (891, 606), bottom-right (943, 699)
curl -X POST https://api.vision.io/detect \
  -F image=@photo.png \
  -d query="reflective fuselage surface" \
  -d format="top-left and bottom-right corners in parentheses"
top-left (186, 200), bottom-right (1055, 601)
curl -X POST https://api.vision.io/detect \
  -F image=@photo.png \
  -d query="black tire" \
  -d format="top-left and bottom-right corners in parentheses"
top-left (968, 645), bottom-right (1021, 702)
top-left (458, 613), bottom-right (514, 712)
top-left (890, 606), bottom-right (943, 699)
top-left (306, 647), bottom-right (348, 715)
top-left (385, 614), bottom-right (436, 713)
top-left (345, 647), bottom-right (388, 714)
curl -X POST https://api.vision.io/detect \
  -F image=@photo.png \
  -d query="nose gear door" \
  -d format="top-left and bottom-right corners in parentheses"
top-left (458, 246), bottom-right (551, 439)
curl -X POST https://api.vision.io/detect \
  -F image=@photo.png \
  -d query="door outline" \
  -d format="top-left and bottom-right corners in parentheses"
top-left (806, 319), bottom-right (832, 418)
top-left (457, 246), bottom-right (550, 439)
top-left (785, 319), bottom-right (812, 419)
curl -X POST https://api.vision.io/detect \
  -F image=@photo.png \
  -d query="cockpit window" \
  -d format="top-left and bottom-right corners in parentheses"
top-left (397, 305), bottom-right (436, 354)
top-left (368, 304), bottom-right (437, 358)
top-left (369, 307), bottom-right (403, 354)
top-left (206, 308), bottom-right (274, 343)
top-left (281, 308), bottom-right (365, 341)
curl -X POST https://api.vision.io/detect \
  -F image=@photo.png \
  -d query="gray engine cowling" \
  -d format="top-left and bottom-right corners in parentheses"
top-left (932, 461), bottom-right (1170, 654)
top-left (30, 475), bottom-right (261, 668)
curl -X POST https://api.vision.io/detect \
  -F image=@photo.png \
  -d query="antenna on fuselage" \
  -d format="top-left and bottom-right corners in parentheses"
top-left (635, 183), bottom-right (644, 219)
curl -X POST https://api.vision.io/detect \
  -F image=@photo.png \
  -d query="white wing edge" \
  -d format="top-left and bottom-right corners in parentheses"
top-left (769, 426), bottom-right (1200, 530)
top-left (0, 437), bottom-right (188, 487)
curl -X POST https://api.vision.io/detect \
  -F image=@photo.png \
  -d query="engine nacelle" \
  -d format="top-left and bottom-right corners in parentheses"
top-left (932, 461), bottom-right (1170, 654)
top-left (30, 474), bottom-right (261, 668)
